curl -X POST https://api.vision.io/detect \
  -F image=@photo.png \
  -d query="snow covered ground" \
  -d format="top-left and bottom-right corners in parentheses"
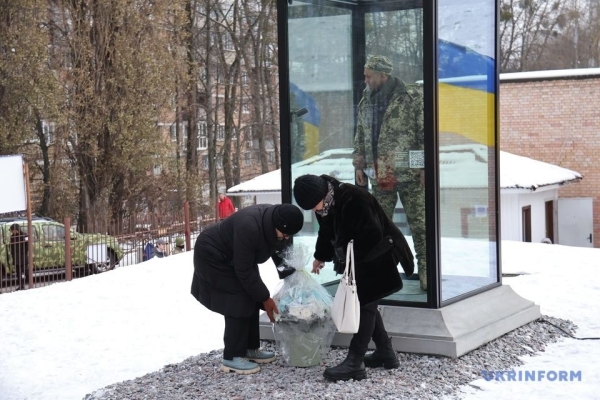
top-left (0, 240), bottom-right (598, 400)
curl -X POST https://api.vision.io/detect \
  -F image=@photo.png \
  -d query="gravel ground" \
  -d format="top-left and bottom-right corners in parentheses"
top-left (84, 316), bottom-right (575, 400)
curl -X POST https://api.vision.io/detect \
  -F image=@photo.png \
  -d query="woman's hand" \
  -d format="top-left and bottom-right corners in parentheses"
top-left (262, 297), bottom-right (279, 323)
top-left (311, 259), bottom-right (325, 274)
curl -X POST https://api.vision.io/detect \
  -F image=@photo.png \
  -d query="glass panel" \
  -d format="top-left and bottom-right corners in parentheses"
top-left (288, 1), bottom-right (426, 304)
top-left (288, 1), bottom-right (354, 289)
top-left (437, 0), bottom-right (498, 302)
top-left (362, 6), bottom-right (426, 303)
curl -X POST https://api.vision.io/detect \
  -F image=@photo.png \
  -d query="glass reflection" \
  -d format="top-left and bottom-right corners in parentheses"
top-left (287, 1), bottom-right (426, 303)
top-left (437, 0), bottom-right (498, 301)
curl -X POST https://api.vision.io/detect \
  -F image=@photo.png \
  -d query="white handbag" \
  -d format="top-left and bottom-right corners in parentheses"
top-left (331, 240), bottom-right (360, 333)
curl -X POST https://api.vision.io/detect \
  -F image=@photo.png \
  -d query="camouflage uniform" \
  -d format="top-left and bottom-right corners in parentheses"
top-left (353, 56), bottom-right (427, 290)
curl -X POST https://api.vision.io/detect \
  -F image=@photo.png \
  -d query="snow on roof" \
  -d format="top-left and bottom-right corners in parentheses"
top-left (500, 151), bottom-right (582, 190)
top-left (227, 148), bottom-right (355, 194)
top-left (500, 68), bottom-right (600, 82)
top-left (227, 169), bottom-right (281, 194)
top-left (228, 146), bottom-right (582, 194)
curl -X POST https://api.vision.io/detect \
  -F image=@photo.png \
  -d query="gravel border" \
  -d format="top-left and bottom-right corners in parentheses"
top-left (84, 316), bottom-right (575, 400)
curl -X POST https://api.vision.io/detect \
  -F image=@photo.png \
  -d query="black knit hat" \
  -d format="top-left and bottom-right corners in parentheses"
top-left (272, 204), bottom-right (304, 235)
top-left (293, 174), bottom-right (328, 210)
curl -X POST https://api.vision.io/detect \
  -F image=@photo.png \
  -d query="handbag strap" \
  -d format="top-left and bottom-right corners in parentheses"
top-left (345, 240), bottom-right (356, 283)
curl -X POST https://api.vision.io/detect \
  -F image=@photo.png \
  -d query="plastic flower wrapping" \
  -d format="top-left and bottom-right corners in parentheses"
top-left (272, 244), bottom-right (336, 367)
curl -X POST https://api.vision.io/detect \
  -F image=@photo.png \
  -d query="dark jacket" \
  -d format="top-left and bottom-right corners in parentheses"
top-left (191, 204), bottom-right (288, 318)
top-left (314, 175), bottom-right (414, 305)
top-left (10, 230), bottom-right (29, 267)
top-left (150, 247), bottom-right (167, 259)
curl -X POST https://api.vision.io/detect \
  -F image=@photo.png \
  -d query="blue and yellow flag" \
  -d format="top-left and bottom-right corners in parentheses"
top-left (290, 82), bottom-right (321, 160)
top-left (438, 39), bottom-right (496, 146)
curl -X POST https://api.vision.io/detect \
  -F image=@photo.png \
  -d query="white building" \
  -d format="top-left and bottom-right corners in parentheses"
top-left (228, 147), bottom-right (582, 245)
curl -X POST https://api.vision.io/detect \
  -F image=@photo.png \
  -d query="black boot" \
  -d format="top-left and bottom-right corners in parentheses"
top-left (364, 338), bottom-right (399, 369)
top-left (323, 351), bottom-right (367, 381)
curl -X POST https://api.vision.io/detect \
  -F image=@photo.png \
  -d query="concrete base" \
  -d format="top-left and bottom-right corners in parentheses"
top-left (259, 285), bottom-right (540, 358)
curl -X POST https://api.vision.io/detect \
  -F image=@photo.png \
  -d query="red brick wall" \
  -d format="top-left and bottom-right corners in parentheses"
top-left (500, 77), bottom-right (600, 247)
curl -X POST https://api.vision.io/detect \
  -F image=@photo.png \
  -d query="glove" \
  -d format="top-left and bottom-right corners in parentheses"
top-left (276, 263), bottom-right (296, 279)
top-left (262, 297), bottom-right (279, 323)
top-left (334, 246), bottom-right (345, 263)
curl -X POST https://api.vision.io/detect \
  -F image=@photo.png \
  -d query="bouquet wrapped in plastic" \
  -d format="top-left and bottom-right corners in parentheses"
top-left (272, 244), bottom-right (336, 367)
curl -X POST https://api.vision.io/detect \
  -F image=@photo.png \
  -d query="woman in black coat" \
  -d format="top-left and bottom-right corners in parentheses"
top-left (191, 203), bottom-right (303, 375)
top-left (9, 223), bottom-right (29, 290)
top-left (293, 174), bottom-right (414, 382)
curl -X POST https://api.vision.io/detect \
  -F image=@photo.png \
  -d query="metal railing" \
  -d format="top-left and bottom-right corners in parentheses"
top-left (0, 202), bottom-right (217, 293)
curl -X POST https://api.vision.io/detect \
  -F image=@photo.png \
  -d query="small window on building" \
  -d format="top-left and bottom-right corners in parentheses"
top-left (42, 121), bottom-right (56, 143)
top-left (197, 122), bottom-right (208, 150)
top-left (169, 123), bottom-right (187, 143)
top-left (244, 152), bottom-right (252, 167)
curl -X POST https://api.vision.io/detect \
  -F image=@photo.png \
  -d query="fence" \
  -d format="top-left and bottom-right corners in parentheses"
top-left (0, 202), bottom-right (216, 293)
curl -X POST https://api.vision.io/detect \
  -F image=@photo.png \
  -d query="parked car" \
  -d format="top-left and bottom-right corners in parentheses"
top-left (0, 216), bottom-right (124, 279)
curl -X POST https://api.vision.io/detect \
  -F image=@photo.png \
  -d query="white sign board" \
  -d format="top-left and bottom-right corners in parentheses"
top-left (87, 244), bottom-right (108, 264)
top-left (0, 155), bottom-right (27, 213)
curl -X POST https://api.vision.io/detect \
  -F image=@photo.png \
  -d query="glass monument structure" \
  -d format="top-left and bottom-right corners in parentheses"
top-left (279, 0), bottom-right (500, 309)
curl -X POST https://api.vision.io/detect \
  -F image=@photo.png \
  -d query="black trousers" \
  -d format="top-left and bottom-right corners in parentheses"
top-left (348, 301), bottom-right (390, 356)
top-left (15, 263), bottom-right (29, 289)
top-left (223, 304), bottom-right (261, 360)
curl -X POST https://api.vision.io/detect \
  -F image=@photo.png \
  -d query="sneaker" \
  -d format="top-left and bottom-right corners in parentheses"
top-left (245, 348), bottom-right (276, 364)
top-left (220, 357), bottom-right (260, 374)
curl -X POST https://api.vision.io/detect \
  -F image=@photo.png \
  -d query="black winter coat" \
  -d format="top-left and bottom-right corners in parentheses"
top-left (191, 204), bottom-right (288, 318)
top-left (314, 175), bottom-right (414, 305)
top-left (10, 231), bottom-right (28, 267)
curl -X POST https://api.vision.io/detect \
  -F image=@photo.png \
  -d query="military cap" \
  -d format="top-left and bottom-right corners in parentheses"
top-left (364, 55), bottom-right (393, 75)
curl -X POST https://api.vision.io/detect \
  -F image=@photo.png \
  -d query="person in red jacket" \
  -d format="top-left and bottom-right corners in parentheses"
top-left (218, 193), bottom-right (235, 220)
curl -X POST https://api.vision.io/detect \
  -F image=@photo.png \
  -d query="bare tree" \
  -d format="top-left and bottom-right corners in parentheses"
top-left (500, 0), bottom-right (569, 72)
top-left (0, 0), bottom-right (66, 216)
top-left (538, 0), bottom-right (600, 69)
top-left (52, 0), bottom-right (180, 230)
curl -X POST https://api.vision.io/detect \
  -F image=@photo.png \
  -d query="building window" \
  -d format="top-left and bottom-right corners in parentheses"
top-left (267, 150), bottom-right (275, 164)
top-left (242, 102), bottom-right (250, 114)
top-left (217, 125), bottom-right (225, 141)
top-left (198, 136), bottom-right (208, 149)
top-left (202, 155), bottom-right (209, 170)
top-left (244, 152), bottom-right (252, 167)
top-left (223, 34), bottom-right (233, 51)
top-left (216, 155), bottom-right (223, 169)
top-left (197, 121), bottom-right (207, 150)
top-left (246, 140), bottom-right (253, 150)
top-left (42, 121), bottom-right (55, 143)
top-left (169, 123), bottom-right (187, 143)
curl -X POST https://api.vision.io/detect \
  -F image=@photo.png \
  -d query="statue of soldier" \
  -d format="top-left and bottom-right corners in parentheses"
top-left (352, 55), bottom-right (427, 291)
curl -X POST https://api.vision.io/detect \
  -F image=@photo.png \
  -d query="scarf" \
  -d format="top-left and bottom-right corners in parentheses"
top-left (315, 182), bottom-right (335, 217)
